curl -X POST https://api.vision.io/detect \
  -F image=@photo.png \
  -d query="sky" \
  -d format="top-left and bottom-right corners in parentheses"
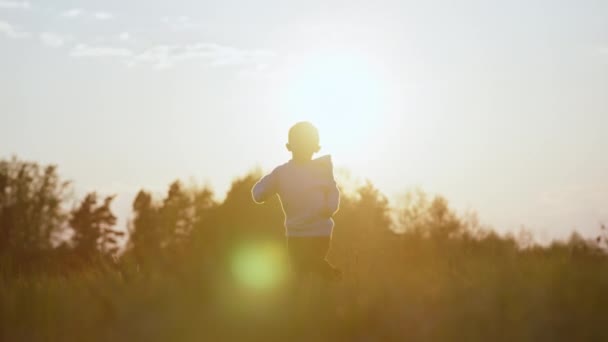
top-left (1, 0), bottom-right (607, 241)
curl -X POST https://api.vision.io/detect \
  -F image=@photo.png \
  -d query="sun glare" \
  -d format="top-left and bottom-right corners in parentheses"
top-left (283, 52), bottom-right (391, 153)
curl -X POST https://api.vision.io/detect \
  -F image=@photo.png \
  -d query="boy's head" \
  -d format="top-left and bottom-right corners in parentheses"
top-left (286, 121), bottom-right (320, 160)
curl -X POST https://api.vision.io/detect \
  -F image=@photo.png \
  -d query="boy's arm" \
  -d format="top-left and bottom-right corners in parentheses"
top-left (326, 179), bottom-right (340, 216)
top-left (322, 156), bottom-right (340, 216)
top-left (251, 169), bottom-right (278, 204)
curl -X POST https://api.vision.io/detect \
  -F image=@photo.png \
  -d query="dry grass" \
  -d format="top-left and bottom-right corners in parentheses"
top-left (2, 231), bottom-right (608, 342)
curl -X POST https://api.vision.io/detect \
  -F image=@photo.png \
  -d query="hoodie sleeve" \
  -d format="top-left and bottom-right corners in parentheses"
top-left (323, 156), bottom-right (340, 215)
top-left (252, 168), bottom-right (279, 204)
top-left (327, 175), bottom-right (340, 215)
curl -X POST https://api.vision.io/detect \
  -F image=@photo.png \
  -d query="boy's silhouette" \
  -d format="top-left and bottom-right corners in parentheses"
top-left (252, 121), bottom-right (341, 282)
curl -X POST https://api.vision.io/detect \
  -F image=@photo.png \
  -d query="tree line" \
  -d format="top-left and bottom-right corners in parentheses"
top-left (1, 155), bottom-right (605, 276)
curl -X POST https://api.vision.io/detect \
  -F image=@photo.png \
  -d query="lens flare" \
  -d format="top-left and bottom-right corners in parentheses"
top-left (230, 241), bottom-right (286, 290)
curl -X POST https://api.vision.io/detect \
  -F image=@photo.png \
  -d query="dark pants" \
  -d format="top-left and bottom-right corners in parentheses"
top-left (286, 236), bottom-right (340, 281)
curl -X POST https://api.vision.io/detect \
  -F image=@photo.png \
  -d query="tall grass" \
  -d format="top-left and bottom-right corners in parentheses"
top-left (1, 171), bottom-right (607, 341)
top-left (2, 230), bottom-right (607, 341)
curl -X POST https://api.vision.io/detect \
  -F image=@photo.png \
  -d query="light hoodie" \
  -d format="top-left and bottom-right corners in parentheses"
top-left (252, 155), bottom-right (340, 237)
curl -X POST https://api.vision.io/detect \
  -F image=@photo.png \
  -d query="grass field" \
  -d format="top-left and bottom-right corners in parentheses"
top-left (2, 229), bottom-right (608, 341)
top-left (1, 168), bottom-right (608, 341)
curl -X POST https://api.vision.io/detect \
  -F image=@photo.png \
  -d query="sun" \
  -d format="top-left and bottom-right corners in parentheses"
top-left (282, 52), bottom-right (391, 155)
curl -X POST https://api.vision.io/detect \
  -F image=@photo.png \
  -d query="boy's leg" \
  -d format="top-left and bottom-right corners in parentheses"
top-left (311, 236), bottom-right (342, 282)
top-left (286, 236), bottom-right (342, 327)
top-left (286, 237), bottom-right (310, 278)
top-left (309, 237), bottom-right (342, 321)
top-left (286, 236), bottom-right (341, 284)
top-left (286, 238), bottom-right (311, 295)
top-left (286, 237), bottom-right (320, 318)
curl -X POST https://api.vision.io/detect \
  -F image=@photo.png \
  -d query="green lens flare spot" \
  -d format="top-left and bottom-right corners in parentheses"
top-left (231, 241), bottom-right (285, 290)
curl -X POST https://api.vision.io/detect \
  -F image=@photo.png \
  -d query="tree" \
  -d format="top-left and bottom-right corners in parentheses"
top-left (128, 190), bottom-right (161, 263)
top-left (396, 189), bottom-right (464, 239)
top-left (158, 180), bottom-right (194, 251)
top-left (216, 172), bottom-right (283, 241)
top-left (70, 192), bottom-right (121, 260)
top-left (331, 180), bottom-right (393, 270)
top-left (128, 182), bottom-right (217, 267)
top-left (0, 157), bottom-right (69, 267)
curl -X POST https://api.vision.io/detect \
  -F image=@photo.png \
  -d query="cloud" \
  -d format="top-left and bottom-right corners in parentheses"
top-left (0, 1), bottom-right (30, 9)
top-left (599, 46), bottom-right (608, 55)
top-left (67, 41), bottom-right (275, 70)
top-left (127, 45), bottom-right (174, 68)
top-left (118, 32), bottom-right (130, 41)
top-left (94, 11), bottom-right (113, 20)
top-left (160, 16), bottom-right (199, 31)
top-left (0, 20), bottom-right (29, 39)
top-left (39, 32), bottom-right (66, 48)
top-left (62, 8), bottom-right (83, 18)
top-left (70, 44), bottom-right (133, 58)
top-left (62, 9), bottom-right (113, 20)
top-left (127, 43), bottom-right (276, 69)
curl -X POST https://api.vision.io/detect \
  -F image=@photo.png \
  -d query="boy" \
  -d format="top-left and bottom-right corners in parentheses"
top-left (252, 121), bottom-right (341, 281)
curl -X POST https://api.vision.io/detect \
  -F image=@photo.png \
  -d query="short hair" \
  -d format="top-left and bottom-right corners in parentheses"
top-left (288, 121), bottom-right (319, 146)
